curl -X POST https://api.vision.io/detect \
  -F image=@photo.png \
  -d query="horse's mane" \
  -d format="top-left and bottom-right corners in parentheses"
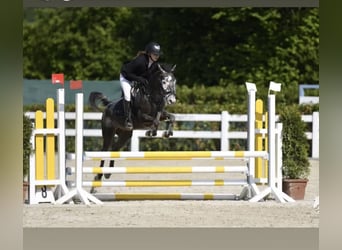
top-left (147, 63), bottom-right (174, 82)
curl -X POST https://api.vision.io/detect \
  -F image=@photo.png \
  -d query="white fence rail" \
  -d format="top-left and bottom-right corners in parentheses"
top-left (25, 111), bottom-right (319, 158)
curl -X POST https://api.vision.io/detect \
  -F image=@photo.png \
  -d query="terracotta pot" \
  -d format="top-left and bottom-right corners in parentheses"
top-left (282, 179), bottom-right (308, 200)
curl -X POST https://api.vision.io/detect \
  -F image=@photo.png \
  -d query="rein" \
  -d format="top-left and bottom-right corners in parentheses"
top-left (132, 64), bottom-right (175, 108)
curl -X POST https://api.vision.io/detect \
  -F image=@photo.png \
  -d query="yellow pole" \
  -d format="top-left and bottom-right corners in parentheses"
top-left (35, 111), bottom-right (44, 180)
top-left (46, 98), bottom-right (55, 180)
top-left (255, 99), bottom-right (263, 179)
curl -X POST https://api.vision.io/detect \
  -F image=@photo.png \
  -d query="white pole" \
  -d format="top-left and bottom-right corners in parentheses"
top-left (276, 123), bottom-right (283, 190)
top-left (312, 112), bottom-right (319, 158)
top-left (248, 89), bottom-right (256, 178)
top-left (56, 88), bottom-right (69, 197)
top-left (84, 150), bottom-right (269, 159)
top-left (268, 95), bottom-right (276, 189)
top-left (246, 84), bottom-right (259, 196)
top-left (220, 111), bottom-right (229, 151)
top-left (75, 93), bottom-right (83, 190)
top-left (131, 130), bottom-right (140, 151)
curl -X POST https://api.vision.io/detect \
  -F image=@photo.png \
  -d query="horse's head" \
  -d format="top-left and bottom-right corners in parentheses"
top-left (156, 63), bottom-right (177, 105)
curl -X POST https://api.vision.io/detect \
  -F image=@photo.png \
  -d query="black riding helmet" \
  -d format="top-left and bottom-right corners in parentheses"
top-left (145, 42), bottom-right (162, 56)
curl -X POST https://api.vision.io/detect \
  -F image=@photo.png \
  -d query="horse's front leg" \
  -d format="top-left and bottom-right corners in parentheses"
top-left (145, 111), bottom-right (161, 137)
top-left (162, 111), bottom-right (175, 138)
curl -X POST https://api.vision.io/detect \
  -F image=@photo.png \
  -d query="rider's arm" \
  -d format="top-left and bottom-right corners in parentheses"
top-left (121, 54), bottom-right (148, 83)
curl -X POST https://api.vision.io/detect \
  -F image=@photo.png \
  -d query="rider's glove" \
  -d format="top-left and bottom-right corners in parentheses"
top-left (138, 77), bottom-right (149, 88)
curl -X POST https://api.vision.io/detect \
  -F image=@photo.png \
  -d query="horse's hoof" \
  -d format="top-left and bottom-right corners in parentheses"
top-left (145, 130), bottom-right (152, 137)
top-left (72, 197), bottom-right (82, 204)
top-left (163, 131), bottom-right (173, 138)
top-left (152, 131), bottom-right (157, 136)
top-left (104, 174), bottom-right (111, 179)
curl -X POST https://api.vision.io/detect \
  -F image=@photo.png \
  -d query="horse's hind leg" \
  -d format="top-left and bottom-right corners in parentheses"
top-left (103, 129), bottom-right (132, 180)
top-left (90, 120), bottom-right (115, 193)
top-left (112, 129), bottom-right (133, 152)
top-left (103, 127), bottom-right (116, 179)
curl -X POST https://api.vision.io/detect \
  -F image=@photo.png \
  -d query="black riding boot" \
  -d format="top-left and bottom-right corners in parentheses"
top-left (123, 100), bottom-right (133, 130)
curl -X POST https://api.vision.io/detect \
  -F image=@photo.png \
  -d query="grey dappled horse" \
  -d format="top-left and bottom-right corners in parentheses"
top-left (88, 63), bottom-right (177, 192)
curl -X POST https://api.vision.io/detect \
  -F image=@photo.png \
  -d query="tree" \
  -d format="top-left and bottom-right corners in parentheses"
top-left (117, 8), bottom-right (318, 91)
top-left (23, 7), bottom-right (318, 105)
top-left (23, 8), bottom-right (131, 80)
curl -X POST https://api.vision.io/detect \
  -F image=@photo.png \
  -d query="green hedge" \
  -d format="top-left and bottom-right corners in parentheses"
top-left (278, 105), bottom-right (310, 179)
top-left (23, 114), bottom-right (33, 178)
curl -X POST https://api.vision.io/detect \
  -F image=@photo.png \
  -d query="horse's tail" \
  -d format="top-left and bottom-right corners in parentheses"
top-left (89, 92), bottom-right (111, 112)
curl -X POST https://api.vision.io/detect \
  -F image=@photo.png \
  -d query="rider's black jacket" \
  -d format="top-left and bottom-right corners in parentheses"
top-left (120, 53), bottom-right (158, 84)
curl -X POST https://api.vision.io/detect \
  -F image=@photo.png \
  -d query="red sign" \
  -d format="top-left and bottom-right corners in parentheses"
top-left (70, 80), bottom-right (83, 90)
top-left (52, 73), bottom-right (64, 84)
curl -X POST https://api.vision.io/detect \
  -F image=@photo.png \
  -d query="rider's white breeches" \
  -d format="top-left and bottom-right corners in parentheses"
top-left (120, 74), bottom-right (132, 101)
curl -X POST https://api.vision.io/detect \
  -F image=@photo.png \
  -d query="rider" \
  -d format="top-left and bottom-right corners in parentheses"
top-left (120, 41), bottom-right (162, 130)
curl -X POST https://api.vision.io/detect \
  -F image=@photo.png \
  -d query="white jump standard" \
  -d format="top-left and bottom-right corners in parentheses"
top-left (29, 89), bottom-right (69, 204)
top-left (249, 94), bottom-right (294, 202)
top-left (55, 93), bottom-right (103, 205)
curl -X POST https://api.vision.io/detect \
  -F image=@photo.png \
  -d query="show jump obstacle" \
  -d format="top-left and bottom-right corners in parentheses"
top-left (28, 83), bottom-right (295, 205)
top-left (29, 89), bottom-right (69, 204)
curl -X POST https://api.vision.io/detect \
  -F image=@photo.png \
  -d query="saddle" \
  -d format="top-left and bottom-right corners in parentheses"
top-left (131, 81), bottom-right (150, 105)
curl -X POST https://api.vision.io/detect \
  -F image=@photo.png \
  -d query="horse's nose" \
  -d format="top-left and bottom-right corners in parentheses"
top-left (167, 96), bottom-right (176, 104)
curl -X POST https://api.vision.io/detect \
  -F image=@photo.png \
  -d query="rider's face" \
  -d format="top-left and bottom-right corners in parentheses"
top-left (150, 53), bottom-right (160, 62)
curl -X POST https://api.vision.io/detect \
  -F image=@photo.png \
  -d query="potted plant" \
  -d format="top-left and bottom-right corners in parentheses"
top-left (23, 114), bottom-right (33, 203)
top-left (278, 105), bottom-right (310, 200)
